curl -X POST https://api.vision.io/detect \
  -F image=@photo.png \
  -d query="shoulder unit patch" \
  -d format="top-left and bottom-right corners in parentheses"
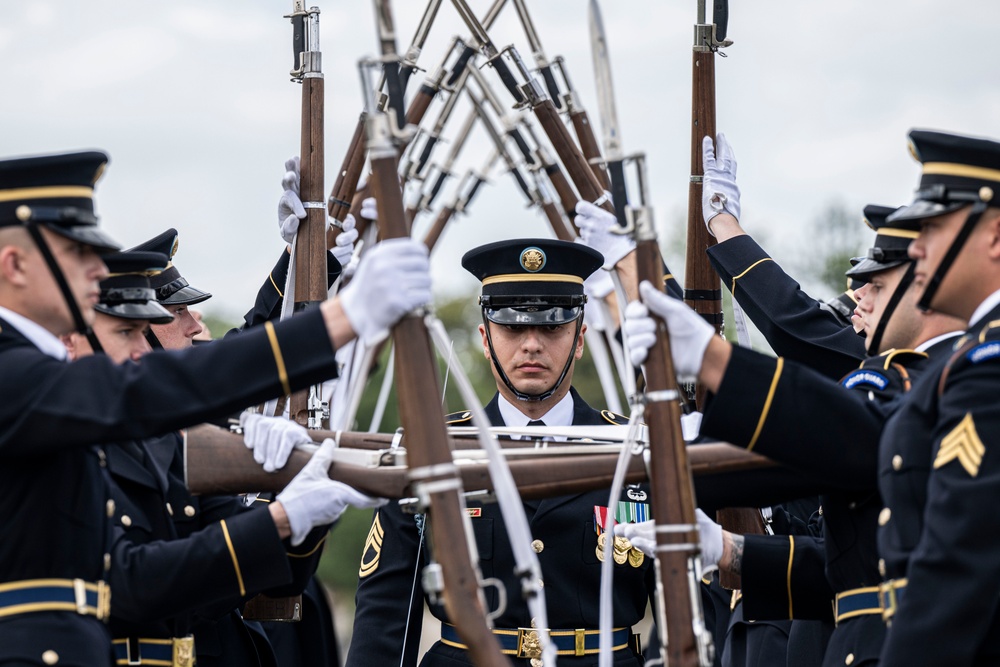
top-left (445, 410), bottom-right (473, 425)
top-left (934, 412), bottom-right (985, 477)
top-left (966, 341), bottom-right (1000, 365)
top-left (601, 410), bottom-right (629, 425)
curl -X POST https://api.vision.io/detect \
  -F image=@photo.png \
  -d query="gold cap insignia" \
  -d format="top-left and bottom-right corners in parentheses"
top-left (934, 412), bottom-right (985, 477)
top-left (520, 247), bottom-right (546, 273)
top-left (907, 137), bottom-right (921, 162)
top-left (170, 236), bottom-right (180, 259)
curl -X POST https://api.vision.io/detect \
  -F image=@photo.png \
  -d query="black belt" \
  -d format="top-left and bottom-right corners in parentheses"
top-left (112, 636), bottom-right (195, 667)
top-left (441, 622), bottom-right (632, 658)
top-left (0, 578), bottom-right (110, 621)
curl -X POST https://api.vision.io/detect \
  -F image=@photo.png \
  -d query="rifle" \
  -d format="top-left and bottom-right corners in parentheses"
top-left (360, 5), bottom-right (508, 662)
top-left (183, 423), bottom-right (774, 497)
top-left (326, 111), bottom-right (368, 249)
top-left (287, 2), bottom-right (327, 429)
top-left (449, 0), bottom-right (614, 215)
top-left (397, 0), bottom-right (444, 94)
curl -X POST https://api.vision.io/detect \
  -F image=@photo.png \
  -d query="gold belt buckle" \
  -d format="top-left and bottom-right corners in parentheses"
top-left (879, 580), bottom-right (898, 623)
top-left (172, 636), bottom-right (195, 667)
top-left (516, 626), bottom-right (547, 663)
top-left (96, 581), bottom-right (111, 621)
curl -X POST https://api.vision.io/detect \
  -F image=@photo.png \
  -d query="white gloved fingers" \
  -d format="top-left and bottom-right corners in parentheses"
top-left (702, 135), bottom-right (717, 173)
top-left (584, 268), bottom-right (614, 301)
top-left (715, 132), bottom-right (737, 177)
top-left (240, 412), bottom-right (311, 473)
top-left (613, 520), bottom-right (656, 557)
top-left (575, 199), bottom-right (617, 226)
top-left (361, 197), bottom-right (377, 222)
top-left (628, 331), bottom-right (657, 367)
top-left (696, 508), bottom-right (724, 568)
top-left (278, 190), bottom-right (306, 244)
top-left (574, 199), bottom-right (634, 269)
top-left (638, 280), bottom-right (682, 319)
top-left (638, 280), bottom-right (715, 379)
top-left (282, 156), bottom-right (300, 194)
top-left (331, 214), bottom-right (360, 267)
top-left (340, 214), bottom-right (357, 233)
top-left (623, 299), bottom-right (656, 365)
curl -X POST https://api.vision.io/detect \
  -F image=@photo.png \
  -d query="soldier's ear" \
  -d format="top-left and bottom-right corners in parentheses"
top-left (0, 244), bottom-right (28, 286)
top-left (985, 207), bottom-right (1000, 261)
top-left (574, 322), bottom-right (587, 360)
top-left (478, 323), bottom-right (490, 359)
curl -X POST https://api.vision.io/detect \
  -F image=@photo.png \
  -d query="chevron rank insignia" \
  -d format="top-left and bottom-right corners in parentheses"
top-left (358, 513), bottom-right (384, 578)
top-left (934, 413), bottom-right (986, 477)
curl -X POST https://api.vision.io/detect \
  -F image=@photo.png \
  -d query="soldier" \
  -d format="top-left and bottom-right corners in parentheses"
top-left (0, 149), bottom-right (429, 666)
top-left (621, 195), bottom-right (966, 665)
top-left (346, 238), bottom-right (651, 667)
top-left (872, 130), bottom-right (1000, 665)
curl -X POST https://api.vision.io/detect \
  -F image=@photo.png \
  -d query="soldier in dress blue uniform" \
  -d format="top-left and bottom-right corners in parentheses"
top-left (0, 149), bottom-right (430, 666)
top-left (622, 187), bottom-right (967, 665)
top-left (872, 130), bottom-right (1000, 666)
top-left (346, 238), bottom-right (651, 667)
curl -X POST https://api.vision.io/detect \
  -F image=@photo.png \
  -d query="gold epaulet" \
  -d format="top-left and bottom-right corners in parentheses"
top-left (445, 410), bottom-right (473, 425)
top-left (866, 348), bottom-right (928, 371)
top-left (600, 410), bottom-right (629, 425)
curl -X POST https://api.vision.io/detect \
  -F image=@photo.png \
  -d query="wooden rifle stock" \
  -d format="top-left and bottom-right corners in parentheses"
top-left (422, 205), bottom-right (455, 251)
top-left (183, 424), bottom-right (773, 497)
top-left (544, 161), bottom-right (581, 219)
top-left (568, 108), bottom-right (611, 191)
top-left (326, 111), bottom-right (368, 249)
top-left (541, 200), bottom-right (574, 242)
top-left (635, 236), bottom-right (703, 667)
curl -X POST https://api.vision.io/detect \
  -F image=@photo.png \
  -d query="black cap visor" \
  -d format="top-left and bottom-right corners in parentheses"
top-left (887, 198), bottom-right (966, 224)
top-left (44, 222), bottom-right (121, 254)
top-left (96, 300), bottom-right (175, 324)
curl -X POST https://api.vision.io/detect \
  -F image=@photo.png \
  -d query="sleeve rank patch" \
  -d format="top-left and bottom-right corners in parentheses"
top-left (358, 512), bottom-right (384, 578)
top-left (934, 412), bottom-right (986, 477)
top-left (966, 341), bottom-right (1000, 365)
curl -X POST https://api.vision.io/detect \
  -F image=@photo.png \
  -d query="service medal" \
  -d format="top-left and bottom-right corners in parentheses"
top-left (628, 548), bottom-right (644, 568)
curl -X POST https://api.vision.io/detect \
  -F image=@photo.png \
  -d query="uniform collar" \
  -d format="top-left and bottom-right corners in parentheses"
top-left (969, 288), bottom-right (1000, 329)
top-left (497, 390), bottom-right (575, 430)
top-left (914, 331), bottom-right (963, 353)
top-left (0, 305), bottom-right (68, 360)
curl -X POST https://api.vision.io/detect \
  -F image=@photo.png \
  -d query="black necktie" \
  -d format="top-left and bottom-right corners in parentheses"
top-left (527, 419), bottom-right (546, 427)
top-left (523, 420), bottom-right (546, 512)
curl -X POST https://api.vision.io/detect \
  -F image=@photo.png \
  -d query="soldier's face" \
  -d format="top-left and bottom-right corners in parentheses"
top-left (854, 264), bottom-right (921, 354)
top-left (150, 304), bottom-right (203, 350)
top-left (909, 205), bottom-right (1000, 320)
top-left (13, 228), bottom-right (108, 335)
top-left (93, 315), bottom-right (154, 363)
top-left (480, 320), bottom-right (586, 398)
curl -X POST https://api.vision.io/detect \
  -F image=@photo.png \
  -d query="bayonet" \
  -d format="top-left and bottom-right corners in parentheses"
top-left (510, 0), bottom-right (563, 109)
top-left (372, 0), bottom-right (407, 135)
top-left (398, 0), bottom-right (444, 93)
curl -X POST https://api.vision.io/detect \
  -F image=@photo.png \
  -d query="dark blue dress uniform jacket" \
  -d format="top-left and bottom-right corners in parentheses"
top-left (105, 432), bottom-right (327, 667)
top-left (707, 235), bottom-right (866, 380)
top-left (0, 309), bottom-right (338, 666)
top-left (701, 338), bottom-right (957, 667)
top-left (346, 388), bottom-right (652, 667)
top-left (877, 304), bottom-right (1000, 666)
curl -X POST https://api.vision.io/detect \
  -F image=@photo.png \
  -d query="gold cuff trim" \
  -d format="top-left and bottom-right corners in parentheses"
top-left (219, 520), bottom-right (247, 596)
top-left (747, 357), bottom-right (783, 452)
top-left (731, 258), bottom-right (774, 294)
top-left (922, 161), bottom-right (1000, 183)
top-left (268, 272), bottom-right (284, 298)
top-left (786, 536), bottom-right (795, 619)
top-left (264, 321), bottom-right (291, 396)
top-left (0, 185), bottom-right (94, 203)
top-left (482, 273), bottom-right (583, 286)
top-left (288, 534), bottom-right (328, 559)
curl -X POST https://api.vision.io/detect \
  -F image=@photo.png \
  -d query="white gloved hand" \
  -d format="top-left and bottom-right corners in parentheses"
top-left (360, 197), bottom-right (377, 224)
top-left (696, 508), bottom-right (724, 571)
top-left (584, 265), bottom-right (615, 301)
top-left (628, 281), bottom-right (714, 381)
top-left (702, 133), bottom-right (741, 234)
top-left (240, 412), bottom-right (311, 473)
top-left (331, 214), bottom-right (358, 267)
top-left (278, 157), bottom-right (305, 245)
top-left (574, 201), bottom-right (635, 270)
top-left (338, 238), bottom-right (432, 345)
top-left (276, 439), bottom-right (386, 546)
top-left (614, 520), bottom-right (655, 557)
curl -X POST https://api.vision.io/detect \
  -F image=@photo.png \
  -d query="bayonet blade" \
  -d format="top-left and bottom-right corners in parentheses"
top-left (713, 0), bottom-right (729, 42)
top-left (588, 0), bottom-right (623, 161)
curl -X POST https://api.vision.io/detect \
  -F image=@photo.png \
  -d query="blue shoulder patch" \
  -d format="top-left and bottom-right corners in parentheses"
top-left (966, 341), bottom-right (1000, 365)
top-left (841, 370), bottom-right (889, 391)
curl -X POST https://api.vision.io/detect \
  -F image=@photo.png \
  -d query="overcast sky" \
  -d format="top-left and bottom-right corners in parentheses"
top-left (3, 1), bottom-right (998, 321)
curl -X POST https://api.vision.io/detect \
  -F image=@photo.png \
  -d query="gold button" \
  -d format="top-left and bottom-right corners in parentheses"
top-left (15, 205), bottom-right (32, 222)
top-left (42, 650), bottom-right (59, 665)
top-left (120, 515), bottom-right (132, 528)
top-left (531, 540), bottom-right (544, 553)
top-left (845, 653), bottom-right (855, 665)
top-left (166, 503), bottom-right (173, 516)
top-left (892, 455), bottom-right (903, 470)
top-left (184, 505), bottom-right (196, 517)
top-left (106, 500), bottom-right (115, 517)
top-left (818, 505), bottom-right (823, 516)
top-left (104, 553), bottom-right (111, 571)
top-left (878, 559), bottom-right (886, 577)
top-left (878, 508), bottom-right (891, 526)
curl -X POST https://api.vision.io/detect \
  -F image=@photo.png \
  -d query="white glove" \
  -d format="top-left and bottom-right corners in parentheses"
top-left (702, 133), bottom-right (741, 234)
top-left (624, 281), bottom-right (715, 381)
top-left (240, 412), bottom-right (311, 473)
top-left (276, 438), bottom-right (386, 546)
top-left (696, 508), bottom-right (723, 571)
top-left (360, 197), bottom-right (377, 224)
top-left (331, 214), bottom-right (358, 267)
top-left (614, 520), bottom-right (655, 557)
top-left (338, 238), bottom-right (432, 345)
top-left (278, 156), bottom-right (305, 245)
top-left (574, 201), bottom-right (635, 270)
top-left (584, 265), bottom-right (614, 301)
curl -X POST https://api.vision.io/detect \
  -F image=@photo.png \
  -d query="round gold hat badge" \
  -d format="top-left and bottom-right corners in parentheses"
top-left (520, 247), bottom-right (546, 272)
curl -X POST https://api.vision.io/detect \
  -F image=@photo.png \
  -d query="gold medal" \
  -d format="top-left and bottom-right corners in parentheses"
top-left (596, 532), bottom-right (607, 561)
top-left (596, 545), bottom-right (605, 562)
top-left (613, 548), bottom-right (628, 565)
top-left (628, 548), bottom-right (645, 568)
